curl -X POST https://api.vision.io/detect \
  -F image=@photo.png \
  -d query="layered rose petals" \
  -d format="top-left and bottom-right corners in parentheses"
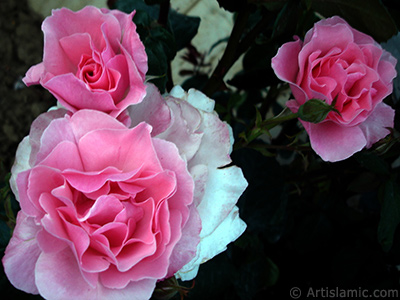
top-left (128, 84), bottom-right (248, 280)
top-left (272, 16), bottom-right (396, 161)
top-left (3, 110), bottom-right (198, 299)
top-left (4, 83), bottom-right (248, 299)
top-left (23, 6), bottom-right (147, 119)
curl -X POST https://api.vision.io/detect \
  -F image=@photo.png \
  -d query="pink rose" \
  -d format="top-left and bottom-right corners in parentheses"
top-left (23, 6), bottom-right (148, 119)
top-left (271, 16), bottom-right (397, 162)
top-left (3, 86), bottom-right (247, 299)
top-left (129, 84), bottom-right (248, 280)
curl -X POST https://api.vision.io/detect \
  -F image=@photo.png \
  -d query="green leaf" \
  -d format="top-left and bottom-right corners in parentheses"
top-left (143, 26), bottom-right (176, 92)
top-left (378, 178), bottom-right (400, 252)
top-left (297, 98), bottom-right (339, 123)
top-left (169, 11), bottom-right (200, 51)
top-left (181, 74), bottom-right (209, 91)
top-left (311, 0), bottom-right (398, 42)
top-left (114, 0), bottom-right (158, 19)
top-left (114, 0), bottom-right (177, 92)
top-left (271, 0), bottom-right (300, 39)
top-left (113, 0), bottom-right (201, 91)
top-left (354, 152), bottom-right (390, 176)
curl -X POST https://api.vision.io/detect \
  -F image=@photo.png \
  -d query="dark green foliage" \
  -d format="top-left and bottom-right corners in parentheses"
top-left (112, 0), bottom-right (200, 92)
top-left (310, 0), bottom-right (397, 42)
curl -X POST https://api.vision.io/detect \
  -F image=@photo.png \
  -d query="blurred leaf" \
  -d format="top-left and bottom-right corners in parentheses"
top-left (144, 24), bottom-right (176, 92)
top-left (271, 0), bottom-right (299, 39)
top-left (115, 0), bottom-right (159, 19)
top-left (169, 11), bottom-right (200, 51)
top-left (348, 172), bottom-right (381, 193)
top-left (115, 0), bottom-right (173, 91)
top-left (0, 173), bottom-right (17, 231)
top-left (248, 0), bottom-right (288, 11)
top-left (230, 40), bottom-right (281, 90)
top-left (233, 253), bottom-right (280, 299)
top-left (292, 210), bottom-right (334, 254)
top-left (181, 74), bottom-right (209, 91)
top-left (182, 250), bottom-right (237, 300)
top-left (0, 221), bottom-right (11, 250)
top-left (331, 242), bottom-right (375, 286)
top-left (311, 0), bottom-right (397, 42)
top-left (355, 152), bottom-right (390, 176)
top-left (232, 148), bottom-right (288, 243)
top-left (381, 32), bottom-right (400, 103)
top-left (116, 0), bottom-right (205, 92)
top-left (217, 0), bottom-right (247, 12)
top-left (378, 177), bottom-right (400, 252)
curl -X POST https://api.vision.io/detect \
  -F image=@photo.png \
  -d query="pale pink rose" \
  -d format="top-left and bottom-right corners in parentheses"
top-left (23, 6), bottom-right (147, 119)
top-left (272, 16), bottom-right (397, 162)
top-left (3, 86), bottom-right (247, 299)
top-left (129, 84), bottom-right (248, 280)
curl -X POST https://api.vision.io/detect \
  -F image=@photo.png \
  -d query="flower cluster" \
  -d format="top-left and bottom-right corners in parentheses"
top-left (2, 2), bottom-right (398, 300)
top-left (2, 6), bottom-right (247, 300)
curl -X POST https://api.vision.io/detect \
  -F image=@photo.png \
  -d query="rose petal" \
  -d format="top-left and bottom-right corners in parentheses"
top-left (106, 54), bottom-right (129, 101)
top-left (306, 120), bottom-right (367, 162)
top-left (42, 7), bottom-right (120, 75)
top-left (167, 205), bottom-right (201, 277)
top-left (44, 73), bottom-right (118, 113)
top-left (128, 83), bottom-right (171, 136)
top-left (152, 138), bottom-right (194, 221)
top-left (359, 102), bottom-right (394, 148)
top-left (63, 167), bottom-right (141, 194)
top-left (272, 38), bottom-right (309, 105)
top-left (108, 9), bottom-right (148, 79)
top-left (23, 62), bottom-right (45, 86)
top-left (35, 247), bottom-right (156, 300)
top-left (2, 211), bottom-right (41, 294)
top-left (28, 109), bottom-right (69, 166)
top-left (10, 137), bottom-right (32, 200)
top-left (157, 98), bottom-right (203, 162)
top-left (77, 123), bottom-right (161, 172)
top-left (69, 109), bottom-right (126, 140)
top-left (39, 141), bottom-right (84, 171)
top-left (59, 33), bottom-right (92, 68)
top-left (176, 206), bottom-right (246, 281)
top-left (196, 166), bottom-right (247, 238)
top-left (188, 110), bottom-right (233, 169)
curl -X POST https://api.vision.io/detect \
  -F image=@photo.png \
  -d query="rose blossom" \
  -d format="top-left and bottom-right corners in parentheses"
top-left (271, 16), bottom-right (397, 162)
top-left (3, 86), bottom-right (247, 299)
top-left (128, 84), bottom-right (248, 280)
top-left (23, 6), bottom-right (147, 120)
